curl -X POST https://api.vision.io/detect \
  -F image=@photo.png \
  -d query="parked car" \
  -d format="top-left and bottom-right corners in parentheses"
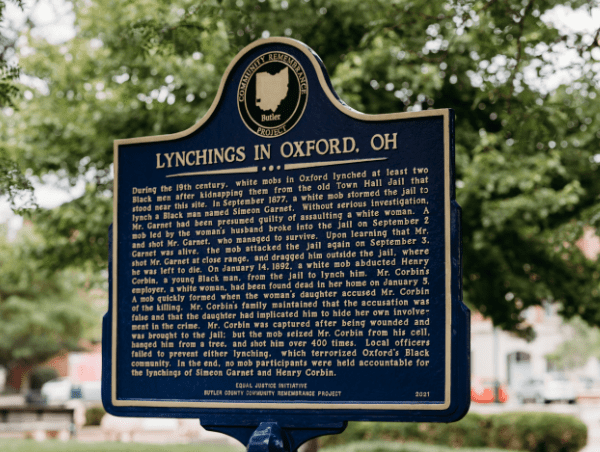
top-left (40, 377), bottom-right (72, 404)
top-left (570, 376), bottom-right (600, 402)
top-left (514, 373), bottom-right (577, 404)
top-left (471, 378), bottom-right (509, 403)
top-left (71, 380), bottom-right (101, 402)
top-left (41, 378), bottom-right (101, 405)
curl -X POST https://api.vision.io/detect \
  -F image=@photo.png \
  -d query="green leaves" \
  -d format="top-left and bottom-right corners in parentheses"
top-left (29, 184), bottom-right (112, 271)
top-left (0, 0), bottom-right (23, 109)
top-left (0, 226), bottom-right (99, 369)
top-left (546, 316), bottom-right (600, 369)
top-left (2, 0), bottom-right (599, 337)
top-left (0, 64), bottom-right (20, 108)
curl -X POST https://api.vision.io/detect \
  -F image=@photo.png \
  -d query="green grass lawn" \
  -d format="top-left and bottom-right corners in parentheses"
top-left (0, 438), bottom-right (527, 452)
top-left (0, 439), bottom-right (244, 452)
top-left (320, 442), bottom-right (525, 452)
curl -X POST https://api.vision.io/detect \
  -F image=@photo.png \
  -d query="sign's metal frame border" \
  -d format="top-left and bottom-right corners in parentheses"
top-left (111, 37), bottom-right (455, 412)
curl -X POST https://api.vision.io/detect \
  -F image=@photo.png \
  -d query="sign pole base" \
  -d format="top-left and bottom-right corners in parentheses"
top-left (247, 422), bottom-right (288, 452)
top-left (203, 421), bottom-right (346, 452)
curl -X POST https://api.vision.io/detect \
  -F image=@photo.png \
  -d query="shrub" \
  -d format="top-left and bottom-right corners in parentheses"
top-left (85, 406), bottom-right (107, 426)
top-left (488, 412), bottom-right (587, 452)
top-left (319, 413), bottom-right (490, 449)
top-left (322, 441), bottom-right (524, 452)
top-left (319, 412), bottom-right (587, 452)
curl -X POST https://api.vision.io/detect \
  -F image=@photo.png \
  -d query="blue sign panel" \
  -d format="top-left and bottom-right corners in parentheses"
top-left (103, 38), bottom-right (469, 432)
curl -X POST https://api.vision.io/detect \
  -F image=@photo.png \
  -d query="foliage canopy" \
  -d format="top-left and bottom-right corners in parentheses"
top-left (2, 0), bottom-right (600, 337)
top-left (0, 223), bottom-right (99, 371)
top-left (0, 0), bottom-right (35, 211)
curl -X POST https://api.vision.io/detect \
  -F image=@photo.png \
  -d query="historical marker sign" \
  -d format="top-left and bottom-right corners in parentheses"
top-left (103, 38), bottom-right (469, 435)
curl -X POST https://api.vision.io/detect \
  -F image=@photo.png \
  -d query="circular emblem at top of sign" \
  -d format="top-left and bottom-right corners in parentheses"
top-left (238, 51), bottom-right (308, 138)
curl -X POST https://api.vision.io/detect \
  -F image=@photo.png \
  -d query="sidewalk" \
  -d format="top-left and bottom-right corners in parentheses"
top-left (0, 395), bottom-right (25, 406)
top-left (76, 424), bottom-right (244, 448)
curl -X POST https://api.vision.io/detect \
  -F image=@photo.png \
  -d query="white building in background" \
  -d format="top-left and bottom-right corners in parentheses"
top-left (471, 227), bottom-right (600, 390)
top-left (471, 305), bottom-right (571, 389)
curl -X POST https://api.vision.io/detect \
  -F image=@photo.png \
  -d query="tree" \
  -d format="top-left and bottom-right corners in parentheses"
top-left (3, 0), bottom-right (600, 337)
top-left (0, 1), bottom-right (96, 379)
top-left (0, 0), bottom-right (34, 210)
top-left (0, 0), bottom-right (22, 107)
top-left (0, 222), bottom-right (99, 376)
top-left (546, 316), bottom-right (600, 370)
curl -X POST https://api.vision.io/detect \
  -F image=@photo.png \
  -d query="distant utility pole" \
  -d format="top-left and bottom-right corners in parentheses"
top-left (493, 327), bottom-right (500, 403)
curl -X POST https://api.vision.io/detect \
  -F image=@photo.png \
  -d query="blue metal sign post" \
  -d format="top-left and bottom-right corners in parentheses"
top-left (103, 38), bottom-right (469, 451)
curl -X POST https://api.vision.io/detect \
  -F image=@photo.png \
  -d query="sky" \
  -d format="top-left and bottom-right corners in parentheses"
top-left (0, 0), bottom-right (599, 236)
